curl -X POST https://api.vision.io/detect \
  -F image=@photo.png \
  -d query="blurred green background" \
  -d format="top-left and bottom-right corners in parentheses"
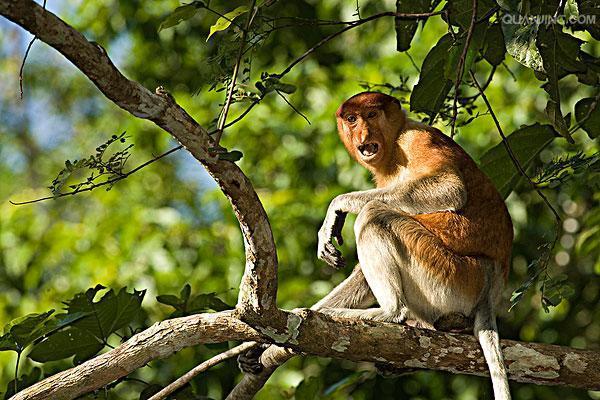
top-left (0, 0), bottom-right (598, 399)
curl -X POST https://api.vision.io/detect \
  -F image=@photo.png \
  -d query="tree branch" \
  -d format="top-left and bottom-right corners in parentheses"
top-left (9, 310), bottom-right (600, 399)
top-left (148, 341), bottom-right (257, 400)
top-left (0, 0), bottom-right (281, 322)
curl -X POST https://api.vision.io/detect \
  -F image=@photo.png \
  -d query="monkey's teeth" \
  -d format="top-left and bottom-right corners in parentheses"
top-left (359, 143), bottom-right (379, 157)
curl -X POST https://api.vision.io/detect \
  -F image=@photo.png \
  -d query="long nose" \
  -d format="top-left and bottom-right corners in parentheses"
top-left (357, 121), bottom-right (372, 144)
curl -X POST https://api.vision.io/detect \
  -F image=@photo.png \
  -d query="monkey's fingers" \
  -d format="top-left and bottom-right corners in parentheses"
top-left (323, 243), bottom-right (345, 269)
top-left (237, 344), bottom-right (269, 374)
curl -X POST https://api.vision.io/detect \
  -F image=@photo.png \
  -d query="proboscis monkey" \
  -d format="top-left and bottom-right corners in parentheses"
top-left (237, 92), bottom-right (513, 400)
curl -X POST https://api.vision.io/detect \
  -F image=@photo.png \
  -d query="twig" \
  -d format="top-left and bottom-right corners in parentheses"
top-left (9, 145), bottom-right (183, 205)
top-left (275, 90), bottom-right (310, 125)
top-left (502, 61), bottom-right (517, 81)
top-left (469, 70), bottom-right (561, 222)
top-left (450, 0), bottom-right (477, 138)
top-left (460, 65), bottom-right (496, 101)
top-left (406, 51), bottom-right (420, 73)
top-left (214, 0), bottom-right (258, 146)
top-left (147, 341), bottom-right (257, 400)
top-left (18, 0), bottom-right (47, 99)
top-left (276, 11), bottom-right (442, 79)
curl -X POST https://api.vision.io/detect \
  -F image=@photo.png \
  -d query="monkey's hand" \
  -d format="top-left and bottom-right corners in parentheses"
top-left (317, 210), bottom-right (347, 268)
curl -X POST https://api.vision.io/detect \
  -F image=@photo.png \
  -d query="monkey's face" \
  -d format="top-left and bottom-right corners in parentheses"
top-left (336, 92), bottom-right (405, 168)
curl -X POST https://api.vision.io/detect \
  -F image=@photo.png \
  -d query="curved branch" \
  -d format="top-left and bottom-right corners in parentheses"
top-left (10, 312), bottom-right (261, 400)
top-left (0, 0), bottom-right (281, 322)
top-left (10, 310), bottom-right (600, 399)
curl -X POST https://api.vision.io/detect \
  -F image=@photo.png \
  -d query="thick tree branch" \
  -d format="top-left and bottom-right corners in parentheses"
top-left (9, 310), bottom-right (600, 399)
top-left (10, 311), bottom-right (261, 400)
top-left (0, 0), bottom-right (281, 322)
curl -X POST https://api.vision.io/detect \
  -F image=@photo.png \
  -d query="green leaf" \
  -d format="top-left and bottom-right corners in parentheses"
top-left (574, 96), bottom-right (600, 139)
top-left (444, 24), bottom-right (487, 83)
top-left (0, 311), bottom-right (87, 353)
top-left (156, 294), bottom-right (182, 309)
top-left (218, 150), bottom-right (243, 162)
top-left (65, 286), bottom-right (145, 340)
top-left (575, 0), bottom-right (600, 40)
top-left (295, 376), bottom-right (322, 400)
top-left (502, 19), bottom-right (544, 71)
top-left (180, 283), bottom-right (192, 302)
top-left (483, 23), bottom-right (506, 66)
top-left (189, 293), bottom-right (232, 313)
top-left (410, 34), bottom-right (453, 116)
top-left (445, 0), bottom-right (496, 29)
top-left (0, 332), bottom-right (18, 352)
top-left (395, 0), bottom-right (430, 52)
top-left (273, 82), bottom-right (296, 94)
top-left (28, 327), bottom-right (104, 363)
top-left (158, 2), bottom-right (205, 32)
top-left (564, 0), bottom-right (579, 20)
top-left (207, 6), bottom-right (249, 41)
top-left (2, 310), bottom-right (55, 349)
top-left (537, 26), bottom-right (583, 142)
top-left (479, 123), bottom-right (557, 198)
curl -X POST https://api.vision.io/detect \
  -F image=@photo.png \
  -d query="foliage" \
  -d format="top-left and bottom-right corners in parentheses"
top-left (47, 132), bottom-right (133, 197)
top-left (0, 0), bottom-right (599, 399)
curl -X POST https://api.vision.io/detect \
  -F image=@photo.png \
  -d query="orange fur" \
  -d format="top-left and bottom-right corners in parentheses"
top-left (337, 92), bottom-right (513, 293)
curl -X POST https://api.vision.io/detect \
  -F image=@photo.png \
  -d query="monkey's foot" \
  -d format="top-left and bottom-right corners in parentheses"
top-left (237, 344), bottom-right (269, 374)
top-left (433, 313), bottom-right (473, 332)
top-left (375, 363), bottom-right (419, 378)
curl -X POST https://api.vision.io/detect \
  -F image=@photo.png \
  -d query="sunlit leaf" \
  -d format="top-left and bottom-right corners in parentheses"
top-left (158, 2), bottom-right (205, 32)
top-left (207, 6), bottom-right (249, 41)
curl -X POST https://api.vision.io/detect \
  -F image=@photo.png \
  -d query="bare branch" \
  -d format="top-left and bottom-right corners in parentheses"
top-left (214, 0), bottom-right (258, 146)
top-left (10, 145), bottom-right (183, 205)
top-left (450, 0), bottom-right (477, 138)
top-left (8, 312), bottom-right (261, 400)
top-left (0, 0), bottom-right (281, 320)
top-left (148, 341), bottom-right (257, 400)
top-left (469, 70), bottom-right (561, 223)
top-left (9, 310), bottom-right (600, 399)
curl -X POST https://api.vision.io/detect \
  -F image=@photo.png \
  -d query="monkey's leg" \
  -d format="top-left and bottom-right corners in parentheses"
top-left (228, 266), bottom-right (375, 400)
top-left (320, 200), bottom-right (483, 325)
top-left (320, 201), bottom-right (410, 323)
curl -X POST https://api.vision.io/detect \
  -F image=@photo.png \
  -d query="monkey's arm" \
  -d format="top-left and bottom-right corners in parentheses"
top-left (331, 170), bottom-right (466, 215)
top-left (318, 170), bottom-right (466, 267)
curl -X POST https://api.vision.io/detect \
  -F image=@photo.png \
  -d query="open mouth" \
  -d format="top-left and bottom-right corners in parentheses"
top-left (357, 143), bottom-right (379, 159)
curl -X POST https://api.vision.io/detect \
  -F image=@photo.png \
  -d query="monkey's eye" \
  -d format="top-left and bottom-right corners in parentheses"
top-left (367, 111), bottom-right (377, 119)
top-left (346, 115), bottom-right (357, 123)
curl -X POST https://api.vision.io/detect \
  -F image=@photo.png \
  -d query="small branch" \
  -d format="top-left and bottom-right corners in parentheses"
top-left (450, 0), bottom-right (478, 138)
top-left (9, 145), bottom-right (183, 205)
top-left (276, 11), bottom-right (442, 79)
top-left (18, 0), bottom-right (46, 99)
top-left (148, 342), bottom-right (257, 400)
top-left (469, 70), bottom-right (561, 222)
top-left (275, 90), bottom-right (310, 125)
top-left (1, 0), bottom-right (281, 318)
top-left (406, 51), bottom-right (420, 73)
top-left (214, 0), bottom-right (257, 146)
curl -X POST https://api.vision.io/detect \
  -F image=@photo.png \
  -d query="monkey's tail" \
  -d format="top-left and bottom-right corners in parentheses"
top-left (474, 306), bottom-right (511, 400)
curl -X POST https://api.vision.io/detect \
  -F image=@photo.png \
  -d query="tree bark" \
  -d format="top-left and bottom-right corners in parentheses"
top-left (9, 310), bottom-right (600, 399)
top-left (0, 0), bottom-right (280, 322)
top-left (2, 2), bottom-right (599, 399)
